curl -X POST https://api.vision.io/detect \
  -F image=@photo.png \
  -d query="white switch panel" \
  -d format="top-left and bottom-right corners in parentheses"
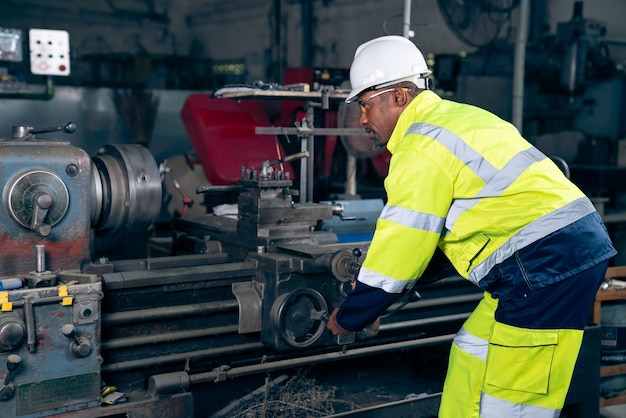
top-left (29, 29), bottom-right (70, 76)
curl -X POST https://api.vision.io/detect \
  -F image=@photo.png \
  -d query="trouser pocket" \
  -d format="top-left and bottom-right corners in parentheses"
top-left (485, 321), bottom-right (558, 395)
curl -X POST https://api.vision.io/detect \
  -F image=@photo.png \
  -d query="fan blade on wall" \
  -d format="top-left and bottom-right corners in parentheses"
top-left (437, 0), bottom-right (520, 47)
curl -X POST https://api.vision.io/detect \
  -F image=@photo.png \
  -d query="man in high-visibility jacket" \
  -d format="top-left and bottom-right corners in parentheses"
top-left (326, 35), bottom-right (616, 418)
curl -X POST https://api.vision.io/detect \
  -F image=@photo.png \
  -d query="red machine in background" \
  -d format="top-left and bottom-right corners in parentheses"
top-left (180, 67), bottom-right (390, 205)
top-left (277, 67), bottom-right (391, 200)
top-left (181, 95), bottom-right (295, 186)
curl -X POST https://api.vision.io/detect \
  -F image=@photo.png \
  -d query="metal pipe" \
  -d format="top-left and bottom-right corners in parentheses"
top-left (390, 293), bottom-right (483, 311)
top-left (35, 245), bottom-right (46, 273)
top-left (344, 154), bottom-right (357, 195)
top-left (403, 0), bottom-right (412, 39)
top-left (307, 132), bottom-right (315, 202)
top-left (101, 325), bottom-right (240, 350)
top-left (101, 300), bottom-right (239, 325)
top-left (149, 334), bottom-right (456, 395)
top-left (104, 307), bottom-right (469, 372)
top-left (512, 0), bottom-right (531, 131)
top-left (23, 298), bottom-right (36, 353)
top-left (380, 312), bottom-right (470, 332)
top-left (101, 342), bottom-right (265, 373)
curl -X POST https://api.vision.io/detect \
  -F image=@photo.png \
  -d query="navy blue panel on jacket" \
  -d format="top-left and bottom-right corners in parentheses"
top-left (335, 281), bottom-right (400, 332)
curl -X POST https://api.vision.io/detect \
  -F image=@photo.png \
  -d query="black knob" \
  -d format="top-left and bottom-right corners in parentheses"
top-left (63, 122), bottom-right (76, 133)
top-left (61, 323), bottom-right (76, 339)
top-left (6, 355), bottom-right (21, 373)
top-left (0, 355), bottom-right (20, 401)
top-left (62, 324), bottom-right (91, 358)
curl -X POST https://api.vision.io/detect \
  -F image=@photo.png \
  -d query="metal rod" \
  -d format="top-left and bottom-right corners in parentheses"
top-left (403, 0), bottom-right (412, 39)
top-left (101, 342), bottom-right (266, 372)
top-left (304, 106), bottom-right (315, 202)
top-left (512, 0), bottom-right (531, 130)
top-left (389, 293), bottom-right (483, 311)
top-left (327, 392), bottom-right (441, 418)
top-left (379, 313), bottom-right (470, 332)
top-left (256, 127), bottom-right (366, 136)
top-left (101, 300), bottom-right (239, 325)
top-left (35, 245), bottom-right (46, 273)
top-left (344, 154), bottom-right (357, 195)
top-left (187, 334), bottom-right (455, 387)
top-left (307, 133), bottom-right (314, 202)
top-left (23, 298), bottom-right (36, 353)
top-left (105, 309), bottom-right (468, 373)
top-left (101, 325), bottom-right (240, 350)
top-left (299, 135), bottom-right (308, 203)
top-left (210, 375), bottom-right (290, 418)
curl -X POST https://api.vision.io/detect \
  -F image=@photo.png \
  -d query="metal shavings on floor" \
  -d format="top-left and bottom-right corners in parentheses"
top-left (211, 373), bottom-right (359, 418)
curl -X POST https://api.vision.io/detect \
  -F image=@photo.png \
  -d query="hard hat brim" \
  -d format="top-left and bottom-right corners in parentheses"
top-left (345, 87), bottom-right (363, 104)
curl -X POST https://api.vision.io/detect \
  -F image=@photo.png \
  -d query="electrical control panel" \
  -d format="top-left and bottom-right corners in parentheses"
top-left (28, 29), bottom-right (70, 76)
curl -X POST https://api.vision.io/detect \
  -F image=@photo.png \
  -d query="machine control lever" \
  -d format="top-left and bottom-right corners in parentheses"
top-left (329, 203), bottom-right (367, 221)
top-left (30, 192), bottom-right (53, 237)
top-left (0, 355), bottom-right (21, 401)
top-left (259, 151), bottom-right (310, 179)
top-left (11, 122), bottom-right (76, 140)
top-left (23, 298), bottom-right (36, 352)
top-left (62, 324), bottom-right (92, 358)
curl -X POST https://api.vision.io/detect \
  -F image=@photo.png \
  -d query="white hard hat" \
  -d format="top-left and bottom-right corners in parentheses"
top-left (346, 35), bottom-right (432, 103)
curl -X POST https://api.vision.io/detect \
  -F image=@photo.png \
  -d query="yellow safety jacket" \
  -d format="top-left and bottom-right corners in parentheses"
top-left (358, 90), bottom-right (596, 293)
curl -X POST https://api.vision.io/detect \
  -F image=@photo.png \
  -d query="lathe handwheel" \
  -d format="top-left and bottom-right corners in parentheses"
top-left (271, 288), bottom-right (328, 348)
top-left (7, 170), bottom-right (69, 232)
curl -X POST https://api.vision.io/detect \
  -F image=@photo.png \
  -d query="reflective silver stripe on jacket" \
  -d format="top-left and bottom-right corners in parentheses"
top-left (405, 123), bottom-right (498, 183)
top-left (452, 327), bottom-right (487, 361)
top-left (406, 122), bottom-right (548, 231)
top-left (469, 197), bottom-right (596, 284)
top-left (380, 205), bottom-right (445, 233)
top-left (404, 122), bottom-right (595, 285)
top-left (447, 147), bottom-right (548, 229)
top-left (358, 266), bottom-right (414, 293)
top-left (480, 393), bottom-right (560, 418)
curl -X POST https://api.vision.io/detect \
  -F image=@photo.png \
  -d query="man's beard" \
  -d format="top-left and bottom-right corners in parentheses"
top-left (372, 136), bottom-right (387, 150)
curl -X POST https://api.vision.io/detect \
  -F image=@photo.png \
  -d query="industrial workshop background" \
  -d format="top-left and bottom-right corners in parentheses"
top-left (1, 1), bottom-right (626, 417)
top-left (2, 0), bottom-right (626, 247)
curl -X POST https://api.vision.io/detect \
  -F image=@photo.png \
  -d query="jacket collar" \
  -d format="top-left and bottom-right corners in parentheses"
top-left (387, 90), bottom-right (441, 154)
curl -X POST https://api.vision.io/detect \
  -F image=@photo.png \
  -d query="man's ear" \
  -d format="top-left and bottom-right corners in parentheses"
top-left (394, 88), bottom-right (409, 107)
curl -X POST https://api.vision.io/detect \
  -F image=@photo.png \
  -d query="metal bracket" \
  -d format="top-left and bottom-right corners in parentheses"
top-left (232, 281), bottom-right (264, 333)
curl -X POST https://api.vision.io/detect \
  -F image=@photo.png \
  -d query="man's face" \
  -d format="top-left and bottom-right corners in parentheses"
top-left (357, 87), bottom-right (403, 148)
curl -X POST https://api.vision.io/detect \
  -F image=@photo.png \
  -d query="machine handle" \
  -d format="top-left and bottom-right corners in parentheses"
top-left (62, 324), bottom-right (92, 358)
top-left (31, 122), bottom-right (77, 135)
top-left (259, 151), bottom-right (310, 179)
top-left (0, 355), bottom-right (21, 401)
top-left (11, 122), bottom-right (76, 140)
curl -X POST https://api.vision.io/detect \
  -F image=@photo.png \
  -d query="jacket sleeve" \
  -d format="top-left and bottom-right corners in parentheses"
top-left (363, 148), bottom-right (453, 288)
top-left (335, 281), bottom-right (399, 331)
top-left (335, 147), bottom-right (454, 330)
